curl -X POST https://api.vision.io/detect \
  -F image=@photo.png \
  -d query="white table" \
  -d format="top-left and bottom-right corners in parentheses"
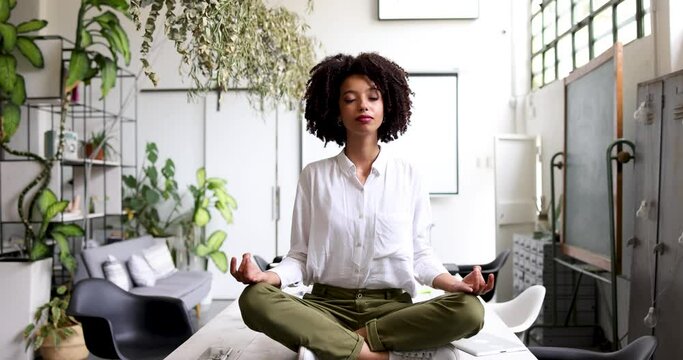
top-left (166, 287), bottom-right (537, 360)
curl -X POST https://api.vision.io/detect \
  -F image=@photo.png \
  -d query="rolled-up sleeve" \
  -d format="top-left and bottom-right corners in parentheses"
top-left (411, 172), bottom-right (448, 286)
top-left (268, 170), bottom-right (310, 288)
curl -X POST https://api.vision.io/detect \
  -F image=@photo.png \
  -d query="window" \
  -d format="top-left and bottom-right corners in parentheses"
top-left (530, 0), bottom-right (651, 89)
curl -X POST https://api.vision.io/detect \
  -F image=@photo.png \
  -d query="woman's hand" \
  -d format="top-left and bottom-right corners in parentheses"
top-left (461, 266), bottom-right (495, 295)
top-left (432, 266), bottom-right (495, 295)
top-left (230, 253), bottom-right (272, 285)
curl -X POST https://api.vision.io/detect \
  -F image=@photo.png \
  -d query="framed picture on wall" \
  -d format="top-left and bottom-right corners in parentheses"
top-left (378, 0), bottom-right (479, 20)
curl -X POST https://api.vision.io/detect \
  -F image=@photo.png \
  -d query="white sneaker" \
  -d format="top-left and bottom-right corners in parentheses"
top-left (390, 344), bottom-right (458, 360)
top-left (297, 346), bottom-right (318, 360)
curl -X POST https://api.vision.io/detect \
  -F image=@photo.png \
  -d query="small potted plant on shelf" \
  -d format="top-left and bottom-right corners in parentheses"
top-left (83, 130), bottom-right (117, 161)
top-left (23, 286), bottom-right (88, 360)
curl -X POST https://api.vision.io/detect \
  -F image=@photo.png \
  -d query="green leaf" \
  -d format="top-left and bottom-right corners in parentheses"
top-left (193, 208), bottom-right (210, 227)
top-left (146, 142), bottom-right (158, 163)
top-left (110, 23), bottom-right (130, 65)
top-left (45, 200), bottom-right (69, 221)
top-left (0, 0), bottom-right (9, 22)
top-left (16, 19), bottom-right (47, 33)
top-left (207, 230), bottom-right (226, 251)
top-left (215, 201), bottom-right (233, 224)
top-left (209, 251), bottom-right (228, 273)
top-left (123, 174), bottom-right (137, 188)
top-left (144, 165), bottom-right (158, 186)
top-left (65, 50), bottom-right (89, 89)
top-left (56, 285), bottom-right (67, 295)
top-left (30, 241), bottom-right (50, 260)
top-left (10, 74), bottom-right (25, 105)
top-left (16, 37), bottom-right (44, 68)
top-left (8, 0), bottom-right (14, 10)
top-left (98, 55), bottom-right (116, 97)
top-left (196, 168), bottom-right (206, 188)
top-left (88, 0), bottom-right (129, 11)
top-left (194, 243), bottom-right (211, 257)
top-left (93, 10), bottom-right (119, 27)
top-left (37, 188), bottom-right (58, 216)
top-left (142, 185), bottom-right (160, 205)
top-left (1, 103), bottom-right (20, 143)
top-left (0, 23), bottom-right (17, 51)
top-left (52, 223), bottom-right (85, 237)
top-left (51, 232), bottom-right (77, 273)
top-left (0, 54), bottom-right (17, 92)
top-left (100, 28), bottom-right (122, 62)
top-left (50, 306), bottom-right (60, 326)
top-left (80, 28), bottom-right (92, 47)
top-left (23, 323), bottom-right (35, 339)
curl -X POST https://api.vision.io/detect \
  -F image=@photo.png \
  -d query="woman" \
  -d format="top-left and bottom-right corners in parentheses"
top-left (231, 53), bottom-right (494, 360)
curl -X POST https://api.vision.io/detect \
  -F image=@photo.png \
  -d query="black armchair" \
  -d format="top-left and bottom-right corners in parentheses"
top-left (67, 278), bottom-right (194, 360)
top-left (529, 335), bottom-right (657, 360)
top-left (450, 249), bottom-right (511, 302)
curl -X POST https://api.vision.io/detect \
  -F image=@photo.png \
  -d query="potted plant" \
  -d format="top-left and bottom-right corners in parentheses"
top-left (122, 142), bottom-right (182, 238)
top-left (83, 130), bottom-right (117, 161)
top-left (23, 286), bottom-right (88, 360)
top-left (181, 167), bottom-right (237, 274)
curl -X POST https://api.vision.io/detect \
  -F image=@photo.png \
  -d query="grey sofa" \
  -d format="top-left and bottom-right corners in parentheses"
top-left (76, 235), bottom-right (212, 317)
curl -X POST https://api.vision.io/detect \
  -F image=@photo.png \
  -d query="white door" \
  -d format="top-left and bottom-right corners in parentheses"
top-left (205, 92), bottom-right (277, 299)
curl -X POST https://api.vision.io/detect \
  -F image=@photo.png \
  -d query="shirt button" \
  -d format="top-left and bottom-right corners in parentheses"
top-left (356, 293), bottom-right (363, 299)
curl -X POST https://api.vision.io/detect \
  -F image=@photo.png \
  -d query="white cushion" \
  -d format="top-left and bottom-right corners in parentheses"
top-left (127, 253), bottom-right (157, 287)
top-left (102, 255), bottom-right (131, 291)
top-left (143, 243), bottom-right (178, 280)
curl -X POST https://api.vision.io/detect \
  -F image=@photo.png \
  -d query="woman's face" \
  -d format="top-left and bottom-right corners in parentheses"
top-left (338, 74), bottom-right (384, 139)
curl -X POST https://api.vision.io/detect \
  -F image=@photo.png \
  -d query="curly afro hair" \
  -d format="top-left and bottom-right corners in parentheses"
top-left (304, 53), bottom-right (413, 146)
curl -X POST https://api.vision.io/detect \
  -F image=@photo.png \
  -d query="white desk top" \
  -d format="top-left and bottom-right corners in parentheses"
top-left (167, 288), bottom-right (537, 360)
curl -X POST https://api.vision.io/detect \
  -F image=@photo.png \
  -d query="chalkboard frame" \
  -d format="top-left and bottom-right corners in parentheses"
top-left (562, 43), bottom-right (624, 273)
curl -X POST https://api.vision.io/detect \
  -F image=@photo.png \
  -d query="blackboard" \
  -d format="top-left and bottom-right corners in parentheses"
top-left (301, 73), bottom-right (459, 194)
top-left (562, 43), bottom-right (623, 272)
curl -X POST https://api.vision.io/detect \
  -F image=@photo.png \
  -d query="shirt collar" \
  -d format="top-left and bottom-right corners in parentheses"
top-left (335, 146), bottom-right (387, 176)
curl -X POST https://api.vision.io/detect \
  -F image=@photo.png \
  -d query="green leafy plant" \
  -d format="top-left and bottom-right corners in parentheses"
top-left (122, 142), bottom-right (182, 238)
top-left (129, 0), bottom-right (316, 109)
top-left (84, 129), bottom-right (117, 160)
top-left (23, 286), bottom-right (79, 352)
top-left (1, 0), bottom-right (130, 261)
top-left (30, 188), bottom-right (84, 272)
top-left (181, 167), bottom-right (237, 273)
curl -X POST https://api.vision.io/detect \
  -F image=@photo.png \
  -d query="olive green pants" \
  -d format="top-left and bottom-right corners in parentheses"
top-left (239, 283), bottom-right (485, 360)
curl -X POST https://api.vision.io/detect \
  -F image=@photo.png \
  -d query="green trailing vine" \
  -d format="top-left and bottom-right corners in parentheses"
top-left (129, 0), bottom-right (317, 109)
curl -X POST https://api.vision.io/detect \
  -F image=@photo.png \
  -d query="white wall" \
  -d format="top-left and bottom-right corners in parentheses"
top-left (31, 0), bottom-right (516, 293)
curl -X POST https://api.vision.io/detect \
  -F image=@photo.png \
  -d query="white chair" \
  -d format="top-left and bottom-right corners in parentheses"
top-left (487, 285), bottom-right (546, 339)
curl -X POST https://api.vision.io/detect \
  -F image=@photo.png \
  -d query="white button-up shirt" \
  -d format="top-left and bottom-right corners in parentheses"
top-left (270, 150), bottom-right (448, 296)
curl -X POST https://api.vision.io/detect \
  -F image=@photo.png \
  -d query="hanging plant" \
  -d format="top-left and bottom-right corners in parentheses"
top-left (129, 0), bottom-right (317, 109)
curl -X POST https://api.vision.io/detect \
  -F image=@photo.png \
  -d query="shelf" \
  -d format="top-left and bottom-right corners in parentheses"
top-left (24, 101), bottom-right (137, 123)
top-left (53, 212), bottom-right (125, 223)
top-left (61, 158), bottom-right (121, 167)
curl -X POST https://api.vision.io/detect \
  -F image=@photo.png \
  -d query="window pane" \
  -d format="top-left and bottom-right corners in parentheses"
top-left (576, 48), bottom-right (590, 67)
top-left (594, 33), bottom-right (613, 56)
top-left (531, 0), bottom-right (543, 12)
top-left (557, 0), bottom-right (571, 12)
top-left (532, 13), bottom-right (543, 35)
top-left (558, 13), bottom-right (572, 34)
top-left (544, 23), bottom-right (556, 45)
top-left (543, 1), bottom-right (556, 28)
top-left (532, 74), bottom-right (543, 89)
top-left (558, 34), bottom-right (572, 60)
top-left (544, 47), bottom-right (556, 68)
top-left (532, 35), bottom-right (543, 53)
top-left (532, 54), bottom-right (543, 74)
top-left (559, 59), bottom-right (573, 79)
top-left (574, 0), bottom-right (590, 24)
top-left (545, 66), bottom-right (557, 83)
top-left (644, 11), bottom-right (652, 36)
top-left (616, 0), bottom-right (636, 24)
top-left (618, 20), bottom-right (637, 44)
top-left (574, 26), bottom-right (588, 49)
top-left (592, 0), bottom-right (609, 11)
top-left (593, 7), bottom-right (613, 40)
top-left (643, 0), bottom-right (651, 12)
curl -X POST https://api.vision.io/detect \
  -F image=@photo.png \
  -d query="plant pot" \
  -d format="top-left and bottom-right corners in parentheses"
top-left (39, 324), bottom-right (89, 360)
top-left (84, 144), bottom-right (104, 160)
top-left (0, 258), bottom-right (52, 360)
